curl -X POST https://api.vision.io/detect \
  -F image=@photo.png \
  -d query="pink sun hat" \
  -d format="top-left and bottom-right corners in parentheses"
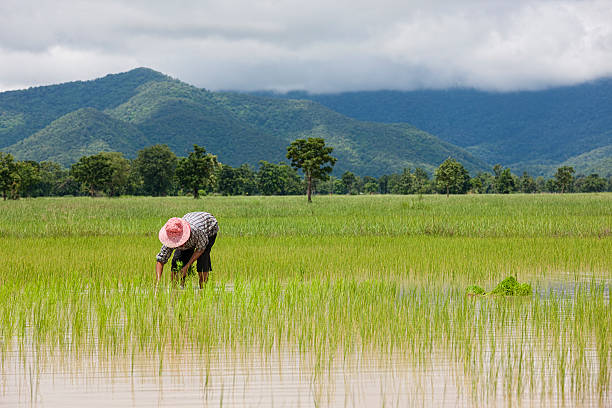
top-left (159, 217), bottom-right (191, 248)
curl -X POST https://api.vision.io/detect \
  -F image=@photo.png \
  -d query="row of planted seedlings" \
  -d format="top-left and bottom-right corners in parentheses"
top-left (1, 265), bottom-right (609, 405)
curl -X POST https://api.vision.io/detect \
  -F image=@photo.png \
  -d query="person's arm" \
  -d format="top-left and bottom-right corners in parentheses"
top-left (155, 245), bottom-right (172, 286)
top-left (156, 261), bottom-right (164, 285)
top-left (180, 249), bottom-right (205, 278)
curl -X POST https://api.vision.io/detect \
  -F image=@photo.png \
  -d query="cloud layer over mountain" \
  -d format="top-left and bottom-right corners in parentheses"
top-left (2, 0), bottom-right (612, 92)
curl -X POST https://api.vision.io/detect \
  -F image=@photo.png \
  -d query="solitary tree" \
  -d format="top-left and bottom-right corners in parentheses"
top-left (434, 158), bottom-right (470, 196)
top-left (554, 166), bottom-right (575, 193)
top-left (287, 137), bottom-right (336, 202)
top-left (175, 144), bottom-right (219, 198)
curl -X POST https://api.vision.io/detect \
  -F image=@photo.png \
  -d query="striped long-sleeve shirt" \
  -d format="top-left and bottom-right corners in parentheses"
top-left (156, 212), bottom-right (219, 264)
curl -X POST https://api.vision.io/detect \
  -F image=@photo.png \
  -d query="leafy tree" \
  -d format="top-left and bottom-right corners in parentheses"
top-left (318, 175), bottom-right (346, 194)
top-left (362, 176), bottom-right (377, 186)
top-left (54, 175), bottom-right (81, 196)
top-left (317, 176), bottom-right (343, 195)
top-left (0, 152), bottom-right (19, 200)
top-left (575, 173), bottom-right (607, 193)
top-left (257, 161), bottom-right (284, 195)
top-left (470, 176), bottom-right (483, 194)
top-left (341, 171), bottom-right (359, 194)
top-left (390, 168), bottom-right (415, 194)
top-left (71, 153), bottom-right (113, 197)
top-left (15, 161), bottom-right (42, 198)
top-left (99, 152), bottom-right (131, 197)
top-left (434, 158), bottom-right (470, 196)
top-left (216, 164), bottom-right (235, 196)
top-left (134, 144), bottom-right (178, 196)
top-left (472, 172), bottom-right (495, 193)
top-left (535, 176), bottom-right (547, 193)
top-left (363, 181), bottom-right (379, 194)
top-left (493, 165), bottom-right (515, 194)
top-left (361, 176), bottom-right (379, 194)
top-left (518, 172), bottom-right (537, 193)
top-left (278, 163), bottom-right (303, 195)
top-left (286, 137), bottom-right (336, 202)
top-left (554, 166), bottom-right (575, 193)
top-left (124, 159), bottom-right (144, 196)
top-left (544, 178), bottom-right (558, 193)
top-left (38, 161), bottom-right (69, 196)
top-left (385, 173), bottom-right (401, 194)
top-left (175, 144), bottom-right (219, 198)
top-left (256, 161), bottom-right (303, 195)
top-left (413, 168), bottom-right (431, 194)
top-left (377, 175), bottom-right (392, 194)
top-left (216, 163), bottom-right (257, 196)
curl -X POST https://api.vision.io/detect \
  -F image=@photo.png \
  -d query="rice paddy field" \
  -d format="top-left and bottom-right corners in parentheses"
top-left (1, 193), bottom-right (611, 407)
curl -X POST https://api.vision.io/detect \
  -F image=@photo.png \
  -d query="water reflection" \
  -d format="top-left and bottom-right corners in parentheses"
top-left (2, 341), bottom-right (609, 407)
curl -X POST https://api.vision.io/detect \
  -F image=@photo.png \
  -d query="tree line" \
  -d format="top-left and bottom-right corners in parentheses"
top-left (1, 142), bottom-right (611, 200)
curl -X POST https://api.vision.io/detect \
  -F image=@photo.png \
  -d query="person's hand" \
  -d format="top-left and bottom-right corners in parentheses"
top-left (180, 266), bottom-right (189, 278)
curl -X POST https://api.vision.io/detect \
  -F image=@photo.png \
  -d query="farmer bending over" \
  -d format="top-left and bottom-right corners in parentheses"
top-left (156, 212), bottom-right (219, 288)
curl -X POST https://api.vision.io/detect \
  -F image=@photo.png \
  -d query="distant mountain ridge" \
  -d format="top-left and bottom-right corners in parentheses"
top-left (258, 82), bottom-right (612, 176)
top-left (0, 68), bottom-right (170, 148)
top-left (8, 107), bottom-right (149, 165)
top-left (0, 68), bottom-right (488, 176)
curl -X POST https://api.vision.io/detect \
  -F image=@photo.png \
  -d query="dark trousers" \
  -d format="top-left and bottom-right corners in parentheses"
top-left (171, 234), bottom-right (217, 272)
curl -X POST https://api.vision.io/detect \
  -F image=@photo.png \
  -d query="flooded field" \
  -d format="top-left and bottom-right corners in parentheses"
top-left (1, 194), bottom-right (610, 406)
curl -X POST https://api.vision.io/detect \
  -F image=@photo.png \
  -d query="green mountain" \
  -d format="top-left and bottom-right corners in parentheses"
top-left (210, 92), bottom-right (485, 175)
top-left (0, 68), bottom-right (169, 147)
top-left (6, 108), bottom-right (148, 166)
top-left (562, 144), bottom-right (612, 176)
top-left (106, 81), bottom-right (287, 164)
top-left (265, 85), bottom-right (612, 176)
top-left (0, 68), bottom-right (488, 176)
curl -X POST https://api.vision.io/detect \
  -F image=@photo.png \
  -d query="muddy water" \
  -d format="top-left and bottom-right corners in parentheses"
top-left (2, 341), bottom-right (609, 407)
top-left (2, 282), bottom-right (610, 407)
top-left (3, 346), bottom-right (465, 407)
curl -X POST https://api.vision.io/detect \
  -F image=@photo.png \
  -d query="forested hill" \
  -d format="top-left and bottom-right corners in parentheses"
top-left (0, 68), bottom-right (488, 176)
top-left (0, 68), bottom-right (170, 148)
top-left (259, 82), bottom-right (612, 176)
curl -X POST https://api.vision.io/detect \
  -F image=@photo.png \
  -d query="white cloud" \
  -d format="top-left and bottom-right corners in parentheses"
top-left (1, 0), bottom-right (612, 92)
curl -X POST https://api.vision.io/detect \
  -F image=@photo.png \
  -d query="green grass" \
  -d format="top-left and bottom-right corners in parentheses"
top-left (1, 193), bottom-right (610, 239)
top-left (0, 193), bottom-right (610, 405)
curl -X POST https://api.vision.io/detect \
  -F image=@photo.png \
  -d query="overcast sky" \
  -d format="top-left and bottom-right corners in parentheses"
top-left (1, 0), bottom-right (612, 93)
